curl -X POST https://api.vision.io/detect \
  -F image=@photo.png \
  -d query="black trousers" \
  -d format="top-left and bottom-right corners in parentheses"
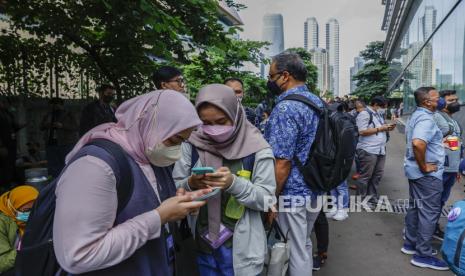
top-left (314, 209), bottom-right (329, 254)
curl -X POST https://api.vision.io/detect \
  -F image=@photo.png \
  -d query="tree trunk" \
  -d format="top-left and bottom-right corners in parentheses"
top-left (21, 48), bottom-right (28, 95)
top-left (54, 55), bottom-right (59, 98)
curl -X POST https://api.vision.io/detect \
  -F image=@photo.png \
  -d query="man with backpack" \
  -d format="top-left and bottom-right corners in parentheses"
top-left (432, 90), bottom-right (462, 241)
top-left (264, 52), bottom-right (324, 276)
top-left (356, 96), bottom-right (395, 208)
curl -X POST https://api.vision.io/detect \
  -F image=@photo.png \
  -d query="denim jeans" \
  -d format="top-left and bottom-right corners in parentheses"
top-left (404, 176), bottom-right (443, 257)
top-left (330, 180), bottom-right (349, 209)
top-left (441, 172), bottom-right (457, 208)
top-left (197, 245), bottom-right (234, 276)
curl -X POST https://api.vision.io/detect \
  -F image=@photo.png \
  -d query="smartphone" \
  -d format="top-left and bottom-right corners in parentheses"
top-left (192, 167), bottom-right (215, 175)
top-left (194, 187), bottom-right (221, 201)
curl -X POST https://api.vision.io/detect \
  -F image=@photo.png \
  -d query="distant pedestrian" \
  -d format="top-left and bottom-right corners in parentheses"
top-left (0, 98), bottom-right (25, 188)
top-left (224, 77), bottom-right (259, 127)
top-left (152, 66), bottom-right (186, 93)
top-left (41, 98), bottom-right (79, 177)
top-left (402, 86), bottom-right (449, 271)
top-left (79, 84), bottom-right (117, 136)
top-left (432, 89), bottom-right (462, 241)
top-left (355, 96), bottom-right (395, 207)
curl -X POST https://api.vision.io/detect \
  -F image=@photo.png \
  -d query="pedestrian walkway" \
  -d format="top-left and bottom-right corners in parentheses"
top-left (317, 128), bottom-right (455, 276)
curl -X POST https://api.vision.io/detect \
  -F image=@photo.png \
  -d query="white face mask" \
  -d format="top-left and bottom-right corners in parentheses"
top-left (145, 143), bottom-right (182, 167)
top-left (378, 108), bottom-right (386, 115)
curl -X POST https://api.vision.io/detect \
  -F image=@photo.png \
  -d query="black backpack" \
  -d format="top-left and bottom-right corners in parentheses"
top-left (15, 139), bottom-right (134, 276)
top-left (283, 95), bottom-right (357, 192)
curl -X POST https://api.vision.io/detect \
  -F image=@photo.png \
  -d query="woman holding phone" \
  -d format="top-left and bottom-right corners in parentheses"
top-left (52, 90), bottom-right (210, 275)
top-left (173, 84), bottom-right (277, 276)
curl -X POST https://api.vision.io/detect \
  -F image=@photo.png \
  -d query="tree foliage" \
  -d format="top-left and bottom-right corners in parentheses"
top-left (1, 0), bottom-right (265, 102)
top-left (352, 41), bottom-right (389, 100)
top-left (181, 39), bottom-right (268, 105)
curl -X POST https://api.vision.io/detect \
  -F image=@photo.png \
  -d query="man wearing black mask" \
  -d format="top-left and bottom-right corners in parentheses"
top-left (264, 52), bottom-right (323, 275)
top-left (432, 89), bottom-right (462, 240)
top-left (79, 84), bottom-right (117, 136)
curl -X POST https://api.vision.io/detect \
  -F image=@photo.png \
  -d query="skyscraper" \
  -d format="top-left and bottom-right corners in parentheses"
top-left (261, 14), bottom-right (284, 78)
top-left (304, 17), bottom-right (319, 51)
top-left (326, 18), bottom-right (340, 96)
top-left (350, 56), bottom-right (365, 94)
top-left (310, 48), bottom-right (329, 93)
top-left (419, 5), bottom-right (437, 41)
top-left (262, 14), bottom-right (284, 57)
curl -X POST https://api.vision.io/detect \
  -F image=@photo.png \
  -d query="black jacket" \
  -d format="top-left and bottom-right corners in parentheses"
top-left (79, 100), bottom-right (117, 136)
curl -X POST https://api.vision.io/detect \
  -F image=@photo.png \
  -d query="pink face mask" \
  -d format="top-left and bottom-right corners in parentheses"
top-left (201, 125), bottom-right (235, 143)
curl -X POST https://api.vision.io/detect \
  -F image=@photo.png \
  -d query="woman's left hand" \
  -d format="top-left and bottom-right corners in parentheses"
top-left (203, 167), bottom-right (234, 190)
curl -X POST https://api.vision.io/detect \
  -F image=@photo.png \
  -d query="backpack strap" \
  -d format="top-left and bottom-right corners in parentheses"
top-left (190, 144), bottom-right (200, 167)
top-left (282, 94), bottom-right (323, 114)
top-left (242, 153), bottom-right (256, 172)
top-left (365, 109), bottom-right (375, 128)
top-left (86, 139), bottom-right (134, 214)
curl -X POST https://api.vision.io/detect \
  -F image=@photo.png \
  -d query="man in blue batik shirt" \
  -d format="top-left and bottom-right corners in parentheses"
top-left (264, 52), bottom-right (323, 276)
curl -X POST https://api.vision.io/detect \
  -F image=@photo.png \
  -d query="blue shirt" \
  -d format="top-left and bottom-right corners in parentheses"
top-left (404, 107), bottom-right (445, 180)
top-left (264, 85), bottom-right (323, 197)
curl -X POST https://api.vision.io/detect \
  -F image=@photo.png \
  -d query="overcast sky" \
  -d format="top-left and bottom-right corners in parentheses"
top-left (236, 0), bottom-right (387, 95)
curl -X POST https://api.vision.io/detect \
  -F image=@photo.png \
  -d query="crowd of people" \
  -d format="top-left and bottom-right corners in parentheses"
top-left (0, 51), bottom-right (462, 275)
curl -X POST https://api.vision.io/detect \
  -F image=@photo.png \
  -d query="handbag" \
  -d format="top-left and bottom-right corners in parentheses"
top-left (262, 220), bottom-right (290, 276)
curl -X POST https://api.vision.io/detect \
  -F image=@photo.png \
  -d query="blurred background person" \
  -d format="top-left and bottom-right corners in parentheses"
top-left (0, 185), bottom-right (38, 275)
top-left (152, 66), bottom-right (186, 93)
top-left (41, 98), bottom-right (79, 178)
top-left (79, 84), bottom-right (117, 136)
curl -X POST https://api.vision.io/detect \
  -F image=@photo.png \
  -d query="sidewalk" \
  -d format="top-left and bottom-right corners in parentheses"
top-left (317, 129), bottom-right (456, 276)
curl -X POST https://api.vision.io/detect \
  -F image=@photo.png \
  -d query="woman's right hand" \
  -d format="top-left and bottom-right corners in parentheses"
top-left (188, 174), bottom-right (208, 190)
top-left (156, 191), bottom-right (209, 224)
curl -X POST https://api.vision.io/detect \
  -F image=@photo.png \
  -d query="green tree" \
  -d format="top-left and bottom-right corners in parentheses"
top-left (2, 0), bottom-right (244, 100)
top-left (285, 48), bottom-right (318, 93)
top-left (352, 41), bottom-right (389, 100)
top-left (182, 39), bottom-right (268, 106)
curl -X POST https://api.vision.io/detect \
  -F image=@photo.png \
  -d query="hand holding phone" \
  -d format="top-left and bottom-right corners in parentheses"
top-left (189, 167), bottom-right (215, 190)
top-left (193, 187), bottom-right (221, 201)
top-left (192, 167), bottom-right (215, 175)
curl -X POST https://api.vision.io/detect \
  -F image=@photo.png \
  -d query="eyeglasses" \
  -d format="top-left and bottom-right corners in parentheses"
top-left (167, 77), bottom-right (185, 86)
top-left (268, 71), bottom-right (283, 80)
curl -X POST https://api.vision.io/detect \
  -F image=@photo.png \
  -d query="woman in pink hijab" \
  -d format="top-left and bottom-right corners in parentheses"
top-left (173, 84), bottom-right (277, 276)
top-left (52, 90), bottom-right (210, 275)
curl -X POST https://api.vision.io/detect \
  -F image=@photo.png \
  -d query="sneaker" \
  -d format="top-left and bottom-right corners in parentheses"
top-left (410, 255), bottom-right (449, 271)
top-left (401, 244), bottom-right (438, 256)
top-left (325, 209), bottom-right (337, 218)
top-left (312, 256), bottom-right (321, 271)
top-left (333, 209), bottom-right (349, 221)
top-left (401, 244), bottom-right (416, 255)
top-left (433, 227), bottom-right (445, 241)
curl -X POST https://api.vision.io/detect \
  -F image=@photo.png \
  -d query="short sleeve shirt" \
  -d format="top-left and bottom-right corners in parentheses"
top-left (356, 107), bottom-right (387, 155)
top-left (404, 107), bottom-right (445, 180)
top-left (264, 85), bottom-right (323, 197)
